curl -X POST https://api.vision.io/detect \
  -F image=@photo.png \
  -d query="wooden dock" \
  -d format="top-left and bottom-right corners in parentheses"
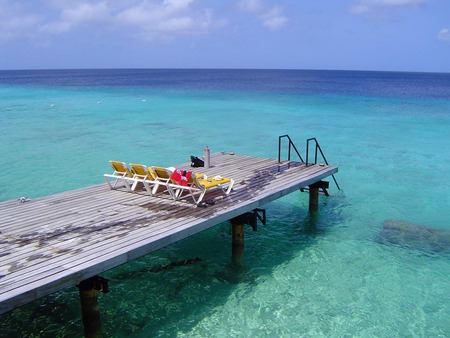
top-left (0, 152), bottom-right (338, 315)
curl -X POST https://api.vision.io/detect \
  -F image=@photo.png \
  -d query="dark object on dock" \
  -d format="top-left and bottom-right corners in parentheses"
top-left (197, 199), bottom-right (216, 208)
top-left (190, 156), bottom-right (204, 167)
top-left (377, 220), bottom-right (450, 254)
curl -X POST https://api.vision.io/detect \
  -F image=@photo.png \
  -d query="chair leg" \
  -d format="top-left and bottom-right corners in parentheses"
top-left (141, 180), bottom-right (154, 195)
top-left (131, 179), bottom-right (139, 192)
top-left (196, 190), bottom-right (207, 204)
top-left (104, 176), bottom-right (113, 189)
top-left (225, 179), bottom-right (234, 194)
top-left (104, 175), bottom-right (119, 190)
top-left (151, 183), bottom-right (162, 195)
top-left (122, 178), bottom-right (131, 192)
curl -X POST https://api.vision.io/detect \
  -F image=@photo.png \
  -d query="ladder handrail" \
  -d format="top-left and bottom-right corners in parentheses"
top-left (278, 134), bottom-right (304, 163)
top-left (278, 134), bottom-right (340, 191)
top-left (306, 137), bottom-right (341, 190)
top-left (306, 137), bottom-right (328, 166)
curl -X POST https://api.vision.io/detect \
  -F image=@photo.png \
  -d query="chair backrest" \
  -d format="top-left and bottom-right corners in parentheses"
top-left (187, 172), bottom-right (199, 185)
top-left (188, 172), bottom-right (204, 189)
top-left (130, 163), bottom-right (155, 180)
top-left (152, 166), bottom-right (172, 180)
top-left (110, 161), bottom-right (133, 177)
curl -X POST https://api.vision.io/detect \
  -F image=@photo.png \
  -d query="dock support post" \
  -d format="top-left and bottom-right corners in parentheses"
top-left (231, 220), bottom-right (245, 266)
top-left (308, 181), bottom-right (329, 213)
top-left (77, 276), bottom-right (109, 338)
top-left (309, 185), bottom-right (319, 213)
top-left (230, 210), bottom-right (266, 266)
top-left (306, 181), bottom-right (330, 214)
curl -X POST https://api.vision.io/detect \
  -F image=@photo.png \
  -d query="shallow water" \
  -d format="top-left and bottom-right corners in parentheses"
top-left (0, 69), bottom-right (449, 337)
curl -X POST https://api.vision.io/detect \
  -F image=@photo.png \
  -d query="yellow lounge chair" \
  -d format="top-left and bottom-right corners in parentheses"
top-left (103, 160), bottom-right (134, 191)
top-left (150, 166), bottom-right (177, 197)
top-left (168, 169), bottom-right (206, 200)
top-left (171, 171), bottom-right (234, 204)
top-left (193, 175), bottom-right (234, 204)
top-left (129, 163), bottom-right (158, 194)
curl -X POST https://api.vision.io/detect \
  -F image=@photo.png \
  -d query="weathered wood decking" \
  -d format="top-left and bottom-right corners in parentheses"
top-left (0, 152), bottom-right (338, 315)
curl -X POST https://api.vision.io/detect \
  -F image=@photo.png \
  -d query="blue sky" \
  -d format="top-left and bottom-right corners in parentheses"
top-left (0, 0), bottom-right (449, 72)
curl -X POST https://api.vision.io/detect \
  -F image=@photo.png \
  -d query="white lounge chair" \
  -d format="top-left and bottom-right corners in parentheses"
top-left (169, 169), bottom-right (234, 204)
top-left (150, 166), bottom-right (177, 198)
top-left (129, 163), bottom-right (158, 194)
top-left (104, 160), bottom-right (134, 191)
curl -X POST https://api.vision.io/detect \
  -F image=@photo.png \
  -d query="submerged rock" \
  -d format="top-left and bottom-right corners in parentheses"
top-left (141, 257), bottom-right (202, 273)
top-left (377, 220), bottom-right (450, 254)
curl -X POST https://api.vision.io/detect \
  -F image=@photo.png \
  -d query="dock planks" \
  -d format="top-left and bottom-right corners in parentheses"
top-left (0, 153), bottom-right (338, 314)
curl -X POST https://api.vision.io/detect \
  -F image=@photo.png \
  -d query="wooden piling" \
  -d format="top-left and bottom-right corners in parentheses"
top-left (231, 221), bottom-right (245, 266)
top-left (78, 277), bottom-right (102, 338)
top-left (308, 180), bottom-right (330, 213)
top-left (308, 185), bottom-right (319, 212)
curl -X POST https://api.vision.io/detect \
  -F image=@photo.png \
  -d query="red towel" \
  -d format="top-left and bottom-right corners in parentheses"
top-left (170, 169), bottom-right (192, 186)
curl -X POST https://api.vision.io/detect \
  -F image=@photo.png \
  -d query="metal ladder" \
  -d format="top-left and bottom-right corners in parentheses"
top-left (278, 135), bottom-right (340, 193)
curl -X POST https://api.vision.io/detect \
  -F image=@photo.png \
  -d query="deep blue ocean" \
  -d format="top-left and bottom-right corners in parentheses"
top-left (0, 69), bottom-right (449, 337)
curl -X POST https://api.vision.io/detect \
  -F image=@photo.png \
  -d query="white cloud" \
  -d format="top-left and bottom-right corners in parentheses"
top-left (0, 1), bottom-right (41, 41)
top-left (115, 0), bottom-right (219, 40)
top-left (163, 0), bottom-right (195, 12)
top-left (0, 0), bottom-right (225, 43)
top-left (61, 2), bottom-right (110, 24)
top-left (349, 0), bottom-right (428, 15)
top-left (260, 7), bottom-right (288, 30)
top-left (238, 0), bottom-right (288, 31)
top-left (117, 1), bottom-right (193, 31)
top-left (378, 0), bottom-right (425, 4)
top-left (40, 2), bottom-right (111, 35)
top-left (438, 28), bottom-right (450, 42)
top-left (238, 0), bottom-right (264, 13)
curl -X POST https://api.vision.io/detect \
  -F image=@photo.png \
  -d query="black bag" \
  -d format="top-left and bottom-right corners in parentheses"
top-left (190, 156), bottom-right (204, 167)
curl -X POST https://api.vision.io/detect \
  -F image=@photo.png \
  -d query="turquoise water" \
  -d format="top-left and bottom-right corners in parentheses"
top-left (0, 70), bottom-right (449, 337)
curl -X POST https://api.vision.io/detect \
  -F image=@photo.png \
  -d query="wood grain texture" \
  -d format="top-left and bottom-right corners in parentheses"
top-left (0, 153), bottom-right (338, 314)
